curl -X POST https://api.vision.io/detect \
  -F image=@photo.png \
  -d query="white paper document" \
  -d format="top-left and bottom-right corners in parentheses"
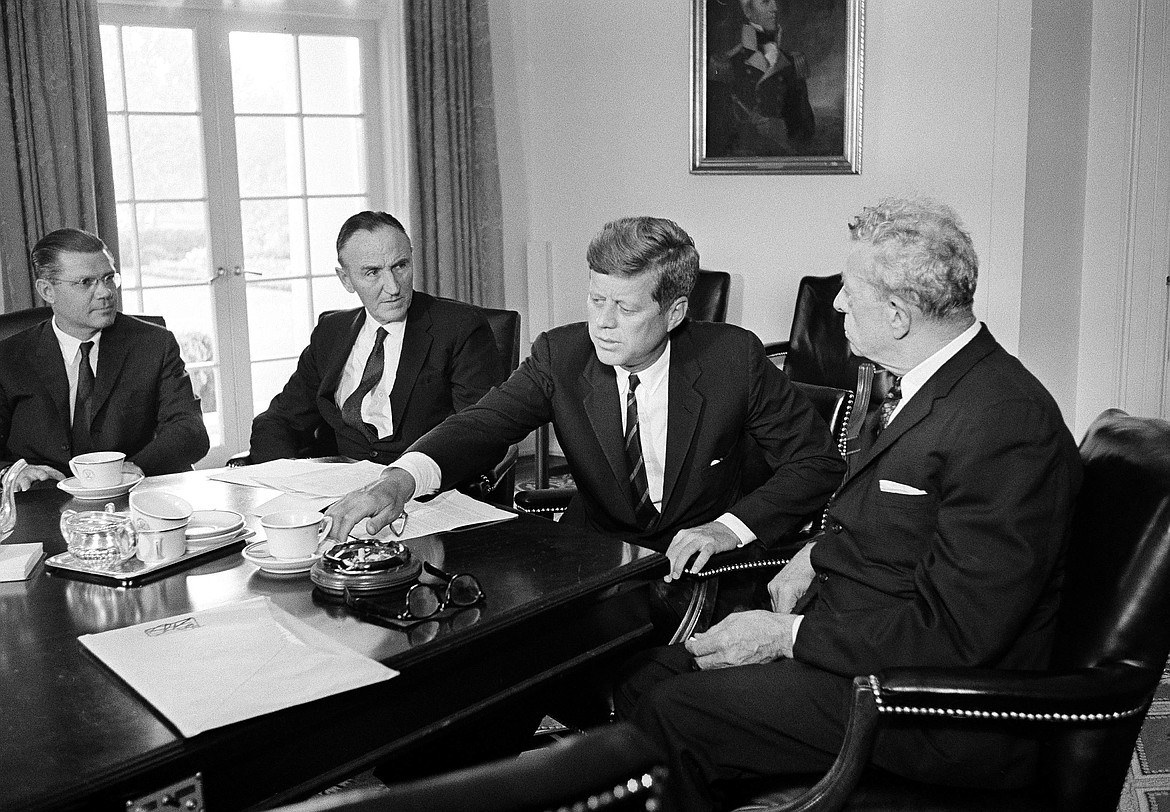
top-left (79, 597), bottom-right (397, 737)
top-left (208, 459), bottom-right (385, 495)
top-left (0, 543), bottom-right (43, 581)
top-left (358, 490), bottom-right (517, 541)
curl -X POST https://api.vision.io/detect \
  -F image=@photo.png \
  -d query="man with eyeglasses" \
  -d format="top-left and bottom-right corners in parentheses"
top-left (0, 228), bottom-right (209, 491)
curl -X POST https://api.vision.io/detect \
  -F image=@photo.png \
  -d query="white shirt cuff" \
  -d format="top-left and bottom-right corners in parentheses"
top-left (390, 451), bottom-right (441, 501)
top-left (791, 614), bottom-right (803, 645)
top-left (716, 512), bottom-right (756, 546)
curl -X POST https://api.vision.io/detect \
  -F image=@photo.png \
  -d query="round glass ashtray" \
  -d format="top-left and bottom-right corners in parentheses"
top-left (311, 538), bottom-right (422, 597)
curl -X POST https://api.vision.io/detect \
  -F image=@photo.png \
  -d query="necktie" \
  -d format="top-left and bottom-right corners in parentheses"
top-left (342, 327), bottom-right (387, 439)
top-left (71, 341), bottom-right (95, 454)
top-left (876, 376), bottom-right (903, 434)
top-left (624, 374), bottom-right (659, 529)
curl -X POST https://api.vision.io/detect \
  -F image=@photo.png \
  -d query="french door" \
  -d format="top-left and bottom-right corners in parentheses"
top-left (98, 4), bottom-right (395, 465)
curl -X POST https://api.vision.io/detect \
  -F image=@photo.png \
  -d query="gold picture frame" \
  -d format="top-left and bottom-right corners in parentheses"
top-left (692, 0), bottom-right (865, 174)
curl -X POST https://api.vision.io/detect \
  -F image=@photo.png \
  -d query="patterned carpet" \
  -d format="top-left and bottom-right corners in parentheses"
top-left (1118, 659), bottom-right (1170, 811)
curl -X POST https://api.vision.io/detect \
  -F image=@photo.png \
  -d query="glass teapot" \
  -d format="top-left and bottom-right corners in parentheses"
top-left (60, 503), bottom-right (138, 569)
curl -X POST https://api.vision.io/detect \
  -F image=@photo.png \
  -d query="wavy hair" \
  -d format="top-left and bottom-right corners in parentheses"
top-left (586, 217), bottom-right (699, 307)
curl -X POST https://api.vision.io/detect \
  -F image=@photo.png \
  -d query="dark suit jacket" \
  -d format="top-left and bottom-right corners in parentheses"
top-left (0, 313), bottom-right (210, 476)
top-left (249, 292), bottom-right (502, 465)
top-left (794, 325), bottom-right (1082, 783)
top-left (412, 320), bottom-right (846, 551)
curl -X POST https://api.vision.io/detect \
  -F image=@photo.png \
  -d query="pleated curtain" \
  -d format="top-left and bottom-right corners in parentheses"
top-left (405, 0), bottom-right (505, 308)
top-left (0, 0), bottom-right (117, 312)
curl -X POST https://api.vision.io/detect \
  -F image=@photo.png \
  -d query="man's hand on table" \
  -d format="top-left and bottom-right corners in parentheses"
top-left (325, 468), bottom-right (416, 542)
top-left (685, 609), bottom-right (797, 667)
top-left (10, 464), bottom-right (66, 492)
top-left (663, 520), bottom-right (742, 582)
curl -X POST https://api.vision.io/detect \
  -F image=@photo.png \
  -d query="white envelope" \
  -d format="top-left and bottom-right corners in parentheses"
top-left (79, 596), bottom-right (397, 737)
top-left (879, 479), bottom-right (929, 496)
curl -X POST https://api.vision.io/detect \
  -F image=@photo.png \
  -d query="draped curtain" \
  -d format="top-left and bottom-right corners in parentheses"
top-left (404, 0), bottom-right (504, 308)
top-left (0, 0), bottom-right (116, 313)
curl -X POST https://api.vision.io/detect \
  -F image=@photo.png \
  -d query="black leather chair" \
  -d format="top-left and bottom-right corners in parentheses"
top-left (725, 408), bottom-right (1170, 812)
top-left (0, 305), bottom-right (165, 339)
top-left (226, 304), bottom-right (522, 508)
top-left (520, 269), bottom-right (733, 504)
top-left (690, 268), bottom-right (732, 322)
top-left (266, 722), bottom-right (667, 812)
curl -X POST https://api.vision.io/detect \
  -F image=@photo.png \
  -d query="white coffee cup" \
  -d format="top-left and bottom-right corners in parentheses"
top-left (261, 511), bottom-right (334, 559)
top-left (129, 490), bottom-right (194, 532)
top-left (136, 526), bottom-right (187, 564)
top-left (69, 451), bottom-right (126, 488)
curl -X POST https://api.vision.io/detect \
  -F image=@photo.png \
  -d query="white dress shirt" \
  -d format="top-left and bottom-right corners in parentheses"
top-left (51, 318), bottom-right (102, 424)
top-left (334, 312), bottom-right (406, 439)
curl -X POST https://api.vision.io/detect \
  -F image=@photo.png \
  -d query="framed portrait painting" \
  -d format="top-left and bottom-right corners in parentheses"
top-left (692, 0), bottom-right (865, 174)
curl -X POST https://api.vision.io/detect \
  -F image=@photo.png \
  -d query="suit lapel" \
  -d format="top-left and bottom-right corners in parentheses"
top-left (660, 331), bottom-right (703, 519)
top-left (320, 309), bottom-right (366, 397)
top-left (845, 326), bottom-right (998, 483)
top-left (89, 315), bottom-right (130, 422)
top-left (580, 354), bottom-right (627, 488)
top-left (388, 296), bottom-right (432, 438)
top-left (32, 323), bottom-right (71, 429)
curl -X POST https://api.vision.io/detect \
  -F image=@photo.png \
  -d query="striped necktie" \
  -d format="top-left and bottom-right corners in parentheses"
top-left (624, 374), bottom-right (659, 528)
top-left (876, 376), bottom-right (903, 434)
top-left (341, 327), bottom-right (388, 439)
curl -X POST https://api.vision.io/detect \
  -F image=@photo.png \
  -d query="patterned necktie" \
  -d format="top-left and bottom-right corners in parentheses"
top-left (876, 376), bottom-right (903, 434)
top-left (341, 327), bottom-right (387, 439)
top-left (624, 374), bottom-right (659, 528)
top-left (71, 341), bottom-right (95, 454)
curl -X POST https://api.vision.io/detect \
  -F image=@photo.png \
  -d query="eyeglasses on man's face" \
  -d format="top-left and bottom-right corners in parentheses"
top-left (51, 271), bottom-right (122, 292)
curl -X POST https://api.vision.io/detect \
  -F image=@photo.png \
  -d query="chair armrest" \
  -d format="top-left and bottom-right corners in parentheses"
top-left (514, 486), bottom-right (577, 517)
top-left (871, 661), bottom-right (1158, 721)
top-left (763, 340), bottom-right (790, 371)
top-left (747, 662), bottom-right (1160, 812)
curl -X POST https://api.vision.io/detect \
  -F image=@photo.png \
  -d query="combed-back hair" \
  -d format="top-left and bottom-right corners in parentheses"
top-left (31, 228), bottom-right (114, 281)
top-left (586, 217), bottom-right (699, 307)
top-left (335, 211), bottom-right (409, 256)
top-left (848, 197), bottom-right (978, 319)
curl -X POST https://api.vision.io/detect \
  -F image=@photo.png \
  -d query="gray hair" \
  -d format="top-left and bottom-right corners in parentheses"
top-left (586, 217), bottom-right (699, 308)
top-left (848, 197), bottom-right (977, 319)
top-left (335, 211), bottom-right (409, 257)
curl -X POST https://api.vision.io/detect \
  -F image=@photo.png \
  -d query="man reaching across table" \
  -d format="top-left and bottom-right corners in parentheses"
top-left (326, 215), bottom-right (844, 571)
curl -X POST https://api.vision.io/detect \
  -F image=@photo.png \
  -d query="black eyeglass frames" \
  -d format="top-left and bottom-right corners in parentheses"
top-left (344, 562), bottom-right (484, 627)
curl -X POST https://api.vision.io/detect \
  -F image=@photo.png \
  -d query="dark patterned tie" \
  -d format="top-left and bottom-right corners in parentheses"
top-left (71, 341), bottom-right (95, 454)
top-left (876, 376), bottom-right (903, 434)
top-left (624, 374), bottom-right (659, 528)
top-left (341, 327), bottom-right (388, 439)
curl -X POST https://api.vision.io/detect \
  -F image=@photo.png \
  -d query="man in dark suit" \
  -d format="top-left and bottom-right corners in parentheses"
top-left (327, 216), bottom-right (844, 564)
top-left (0, 228), bottom-right (209, 491)
top-left (615, 198), bottom-right (1083, 812)
top-left (248, 211), bottom-right (502, 465)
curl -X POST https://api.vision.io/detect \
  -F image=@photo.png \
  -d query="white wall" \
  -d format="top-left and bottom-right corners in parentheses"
top-left (488, 0), bottom-right (1033, 356)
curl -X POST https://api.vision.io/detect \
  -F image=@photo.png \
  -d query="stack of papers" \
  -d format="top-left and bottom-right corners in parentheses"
top-left (209, 460), bottom-right (517, 540)
top-left (0, 543), bottom-right (43, 581)
top-left (79, 597), bottom-right (398, 737)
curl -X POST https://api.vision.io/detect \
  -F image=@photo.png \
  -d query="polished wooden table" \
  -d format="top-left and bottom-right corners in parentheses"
top-left (0, 470), bottom-right (665, 811)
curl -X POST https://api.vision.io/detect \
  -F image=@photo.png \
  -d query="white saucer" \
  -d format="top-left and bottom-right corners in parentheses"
top-left (58, 472), bottom-right (145, 501)
top-left (242, 540), bottom-right (321, 575)
top-left (186, 510), bottom-right (246, 543)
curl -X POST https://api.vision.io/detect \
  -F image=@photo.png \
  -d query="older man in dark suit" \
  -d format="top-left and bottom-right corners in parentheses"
top-left (248, 211), bottom-right (502, 466)
top-left (327, 216), bottom-right (844, 564)
top-left (0, 228), bottom-right (209, 491)
top-left (615, 198), bottom-right (1083, 812)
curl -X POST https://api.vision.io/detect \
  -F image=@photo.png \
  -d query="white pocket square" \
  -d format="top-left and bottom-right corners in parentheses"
top-left (709, 458), bottom-right (724, 467)
top-left (879, 479), bottom-right (928, 495)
